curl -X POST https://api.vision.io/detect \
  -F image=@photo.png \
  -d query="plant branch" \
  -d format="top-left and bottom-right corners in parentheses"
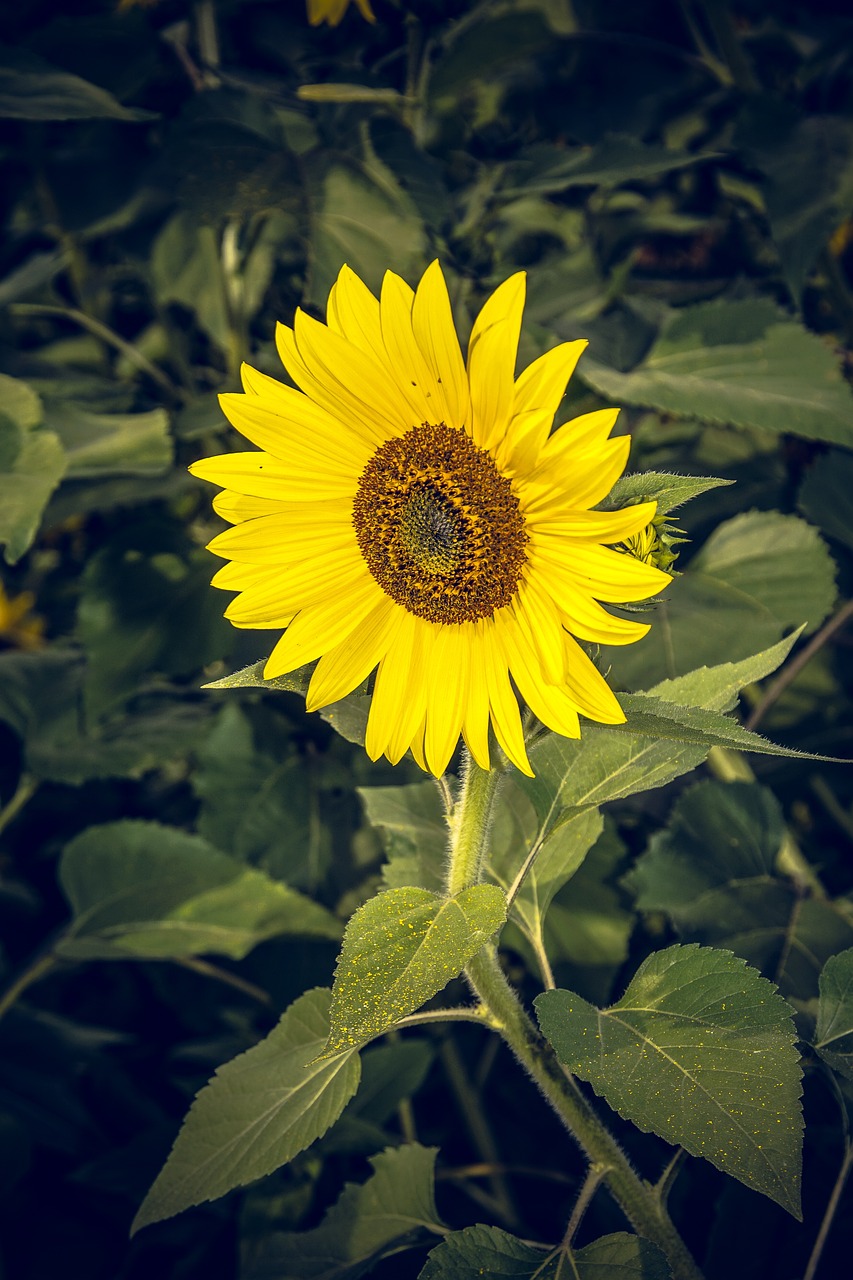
top-left (176, 957), bottom-right (272, 1005)
top-left (449, 757), bottom-right (705, 1280)
top-left (0, 774), bottom-right (39, 839)
top-left (440, 1034), bottom-right (521, 1229)
top-left (0, 951), bottom-right (57, 1024)
top-left (803, 1141), bottom-right (853, 1280)
top-left (11, 303), bottom-right (185, 403)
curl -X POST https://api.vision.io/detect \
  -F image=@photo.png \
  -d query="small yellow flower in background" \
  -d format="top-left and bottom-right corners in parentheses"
top-left (307, 0), bottom-right (376, 26)
top-left (191, 262), bottom-right (670, 777)
top-left (0, 582), bottom-right (44, 651)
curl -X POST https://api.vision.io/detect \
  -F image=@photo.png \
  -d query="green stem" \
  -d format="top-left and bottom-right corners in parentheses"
top-left (450, 757), bottom-right (704, 1280)
top-left (446, 750), bottom-right (503, 896)
top-left (0, 951), bottom-right (57, 1024)
top-left (0, 774), bottom-right (38, 839)
top-left (803, 1141), bottom-right (853, 1280)
top-left (466, 947), bottom-right (703, 1280)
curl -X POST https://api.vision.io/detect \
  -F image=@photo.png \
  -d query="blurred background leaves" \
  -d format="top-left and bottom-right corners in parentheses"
top-left (1, 1), bottom-right (853, 1278)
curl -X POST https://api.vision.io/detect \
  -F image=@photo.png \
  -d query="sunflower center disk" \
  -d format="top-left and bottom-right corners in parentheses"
top-left (352, 422), bottom-right (528, 625)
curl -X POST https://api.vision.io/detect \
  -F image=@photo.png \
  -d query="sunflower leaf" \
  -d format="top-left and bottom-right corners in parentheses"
top-left (132, 988), bottom-right (360, 1232)
top-left (323, 885), bottom-right (506, 1056)
top-left (57, 820), bottom-right (341, 961)
top-left (522, 633), bottom-right (820, 833)
top-left (628, 782), bottom-right (853, 998)
top-left (814, 949), bottom-right (853, 1081)
top-left (605, 470), bottom-right (733, 515)
top-left (0, 374), bottom-right (66, 563)
top-left (580, 298), bottom-right (853, 446)
top-left (488, 782), bottom-right (603, 946)
top-left (202, 659), bottom-right (314, 693)
top-left (359, 782), bottom-right (448, 894)
top-left (615, 692), bottom-right (841, 760)
top-left (241, 1144), bottom-right (444, 1279)
top-left (535, 944), bottom-right (804, 1217)
top-left (420, 1226), bottom-right (671, 1279)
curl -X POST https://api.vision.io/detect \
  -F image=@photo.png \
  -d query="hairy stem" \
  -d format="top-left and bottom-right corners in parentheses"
top-left (446, 749), bottom-right (503, 896)
top-left (448, 757), bottom-right (704, 1280)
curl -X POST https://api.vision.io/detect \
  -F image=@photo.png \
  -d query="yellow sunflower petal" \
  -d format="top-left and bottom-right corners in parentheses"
top-left (528, 501), bottom-right (658, 543)
top-left (411, 260), bottom-right (469, 431)
top-left (482, 620), bottom-right (532, 776)
top-left (379, 271), bottom-right (449, 424)
top-left (212, 490), bottom-right (293, 525)
top-left (424, 625), bottom-right (469, 777)
top-left (513, 575), bottom-right (566, 685)
top-left (307, 596), bottom-right (399, 709)
top-left (190, 451), bottom-right (356, 503)
top-left (386, 616), bottom-right (432, 765)
top-left (514, 339), bottom-right (588, 418)
top-left (264, 576), bottom-right (383, 677)
top-left (207, 506), bottom-right (351, 563)
top-left (210, 561), bottom-right (279, 591)
top-left (461, 621), bottom-right (492, 771)
top-left (365, 611), bottom-right (428, 764)
top-left (563, 633), bottom-right (626, 724)
top-left (326, 264), bottom-right (384, 354)
top-left (293, 309), bottom-right (413, 437)
top-left (276, 321), bottom-right (389, 449)
top-left (222, 381), bottom-right (374, 471)
top-left (496, 610), bottom-right (580, 741)
top-left (467, 273), bottom-right (526, 452)
top-left (225, 546), bottom-right (368, 624)
top-left (544, 542), bottom-right (671, 603)
top-left (525, 436), bottom-right (631, 513)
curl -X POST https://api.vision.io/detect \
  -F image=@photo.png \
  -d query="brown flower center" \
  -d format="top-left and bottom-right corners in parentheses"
top-left (352, 423), bottom-right (528, 624)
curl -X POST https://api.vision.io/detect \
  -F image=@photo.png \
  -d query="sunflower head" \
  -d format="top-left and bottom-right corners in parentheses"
top-left (191, 261), bottom-right (671, 777)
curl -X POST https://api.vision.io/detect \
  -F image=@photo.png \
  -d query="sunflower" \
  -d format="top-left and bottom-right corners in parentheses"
top-left (191, 262), bottom-right (670, 777)
top-left (306, 0), bottom-right (375, 26)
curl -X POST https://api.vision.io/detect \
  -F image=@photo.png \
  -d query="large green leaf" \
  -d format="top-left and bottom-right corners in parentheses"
top-left (606, 512), bottom-right (836, 688)
top-left (420, 1225), bottom-right (671, 1279)
top-left (505, 133), bottom-right (718, 196)
top-left (649, 629), bottom-right (802, 713)
top-left (307, 157), bottom-right (427, 307)
top-left (631, 782), bottom-right (853, 998)
top-left (580, 299), bottom-right (853, 447)
top-left (488, 778), bottom-right (604, 950)
top-left (76, 522), bottom-right (231, 715)
top-left (194, 703), bottom-right (334, 891)
top-left (631, 781), bottom-right (784, 915)
top-left (798, 449), bottom-right (853, 553)
top-left (57, 820), bottom-right (340, 960)
top-left (359, 782), bottom-right (448, 894)
top-left (44, 403), bottom-right (173, 478)
top-left (0, 373), bottom-right (66, 563)
top-left (241, 1144), bottom-right (445, 1280)
top-left (0, 649), bottom-right (211, 784)
top-left (814, 949), bottom-right (853, 1081)
top-left (151, 213), bottom-right (231, 351)
top-left (520, 634), bottom-right (813, 846)
top-left (535, 944), bottom-right (804, 1216)
top-left (132, 988), bottom-right (361, 1232)
top-left (323, 885), bottom-right (507, 1056)
top-left (0, 48), bottom-right (156, 121)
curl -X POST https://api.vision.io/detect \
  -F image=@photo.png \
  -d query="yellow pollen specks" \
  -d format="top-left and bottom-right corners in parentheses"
top-left (352, 422), bottom-right (528, 624)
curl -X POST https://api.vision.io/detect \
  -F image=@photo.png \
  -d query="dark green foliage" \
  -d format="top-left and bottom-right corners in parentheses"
top-left (2, 3), bottom-right (853, 1280)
